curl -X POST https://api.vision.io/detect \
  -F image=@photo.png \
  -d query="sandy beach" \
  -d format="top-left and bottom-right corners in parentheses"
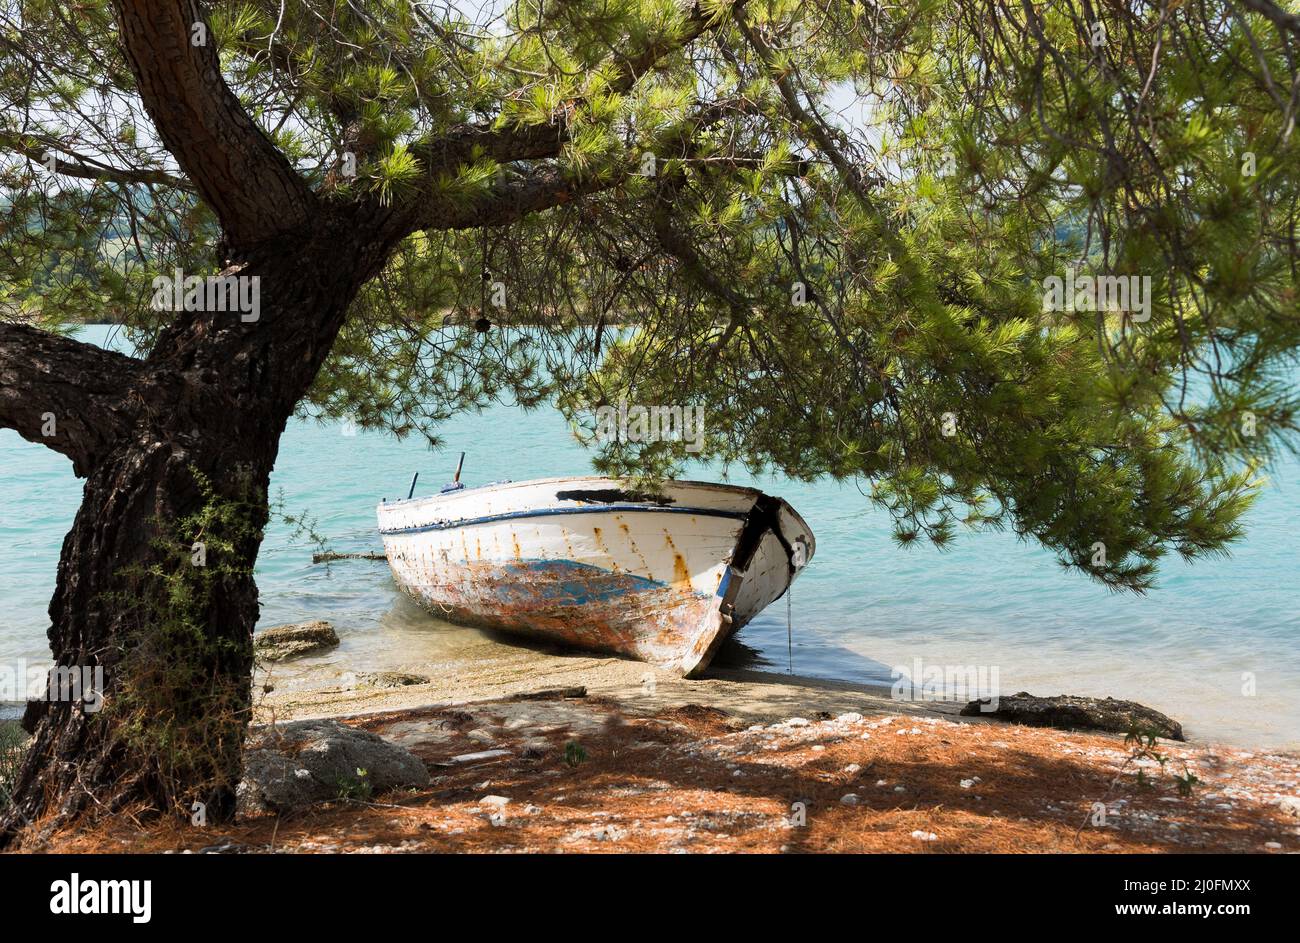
top-left (30, 641), bottom-right (1300, 854)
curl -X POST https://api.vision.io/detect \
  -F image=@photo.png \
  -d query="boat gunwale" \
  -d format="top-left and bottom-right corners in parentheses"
top-left (378, 475), bottom-right (764, 511)
top-left (377, 502), bottom-right (752, 536)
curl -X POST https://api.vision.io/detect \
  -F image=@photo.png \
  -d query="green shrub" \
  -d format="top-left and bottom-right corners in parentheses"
top-left (0, 721), bottom-right (29, 808)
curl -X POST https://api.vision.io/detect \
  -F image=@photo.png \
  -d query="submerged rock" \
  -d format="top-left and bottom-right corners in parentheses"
top-left (357, 670), bottom-right (428, 689)
top-left (961, 692), bottom-right (1185, 741)
top-left (239, 719), bottom-right (429, 814)
top-left (254, 620), bottom-right (339, 661)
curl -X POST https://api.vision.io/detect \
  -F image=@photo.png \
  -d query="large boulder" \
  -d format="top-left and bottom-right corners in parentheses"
top-left (239, 719), bottom-right (430, 814)
top-left (961, 692), bottom-right (1185, 741)
top-left (254, 620), bottom-right (339, 661)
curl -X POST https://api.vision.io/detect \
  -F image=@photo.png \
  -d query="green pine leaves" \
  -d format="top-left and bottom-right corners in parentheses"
top-left (7, 0), bottom-right (1300, 592)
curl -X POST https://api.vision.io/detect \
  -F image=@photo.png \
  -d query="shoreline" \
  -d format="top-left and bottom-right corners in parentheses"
top-left (254, 644), bottom-right (949, 729)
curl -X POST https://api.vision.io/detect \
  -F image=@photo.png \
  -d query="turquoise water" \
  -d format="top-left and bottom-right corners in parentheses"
top-left (2, 326), bottom-right (1298, 746)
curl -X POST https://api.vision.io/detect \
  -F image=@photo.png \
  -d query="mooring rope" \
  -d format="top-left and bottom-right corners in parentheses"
top-left (787, 583), bottom-right (793, 674)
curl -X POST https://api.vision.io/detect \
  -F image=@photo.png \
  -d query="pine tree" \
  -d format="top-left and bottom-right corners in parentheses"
top-left (0, 0), bottom-right (1296, 841)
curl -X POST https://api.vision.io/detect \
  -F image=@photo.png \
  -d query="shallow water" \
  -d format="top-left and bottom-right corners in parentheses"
top-left (1, 326), bottom-right (1297, 746)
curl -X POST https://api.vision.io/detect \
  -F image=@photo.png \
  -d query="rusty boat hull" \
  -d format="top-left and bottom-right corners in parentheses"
top-left (376, 476), bottom-right (814, 676)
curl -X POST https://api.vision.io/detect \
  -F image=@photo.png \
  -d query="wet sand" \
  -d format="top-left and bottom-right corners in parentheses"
top-left (253, 633), bottom-right (947, 728)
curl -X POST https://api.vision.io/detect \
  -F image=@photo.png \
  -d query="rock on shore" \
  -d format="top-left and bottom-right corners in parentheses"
top-left (961, 691), bottom-right (1185, 741)
top-left (254, 620), bottom-right (339, 662)
top-left (238, 718), bottom-right (429, 813)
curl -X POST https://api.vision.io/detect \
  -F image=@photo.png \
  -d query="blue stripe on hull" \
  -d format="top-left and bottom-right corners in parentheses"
top-left (486, 559), bottom-right (675, 607)
top-left (378, 502), bottom-right (749, 536)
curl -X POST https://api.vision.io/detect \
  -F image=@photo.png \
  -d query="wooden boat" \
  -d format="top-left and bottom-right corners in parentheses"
top-left (376, 475), bottom-right (814, 676)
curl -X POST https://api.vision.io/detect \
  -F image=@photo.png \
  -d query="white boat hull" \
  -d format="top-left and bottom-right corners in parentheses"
top-left (376, 476), bottom-right (814, 676)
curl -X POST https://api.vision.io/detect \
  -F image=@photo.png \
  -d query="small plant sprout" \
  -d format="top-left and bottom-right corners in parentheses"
top-left (564, 741), bottom-right (587, 767)
top-left (1078, 723), bottom-right (1199, 840)
top-left (336, 768), bottom-right (372, 802)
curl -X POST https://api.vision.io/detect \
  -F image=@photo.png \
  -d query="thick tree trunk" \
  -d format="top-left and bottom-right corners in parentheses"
top-left (0, 214), bottom-right (393, 847)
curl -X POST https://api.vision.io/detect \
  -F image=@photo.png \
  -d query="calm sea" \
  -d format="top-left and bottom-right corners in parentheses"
top-left (2, 326), bottom-right (1297, 747)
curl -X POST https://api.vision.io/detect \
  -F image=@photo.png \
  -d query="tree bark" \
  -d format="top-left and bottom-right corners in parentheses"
top-left (0, 210), bottom-right (395, 847)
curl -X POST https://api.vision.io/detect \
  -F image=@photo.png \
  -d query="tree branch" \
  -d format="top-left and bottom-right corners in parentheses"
top-left (0, 133), bottom-right (192, 190)
top-left (401, 0), bottom-right (748, 237)
top-left (420, 1), bottom-right (744, 170)
top-left (1238, 0), bottom-right (1300, 39)
top-left (432, 166), bottom-right (621, 231)
top-left (0, 323), bottom-right (142, 477)
top-left (110, 0), bottom-right (315, 247)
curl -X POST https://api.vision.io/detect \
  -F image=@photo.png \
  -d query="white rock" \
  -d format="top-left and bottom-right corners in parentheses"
top-left (575, 825), bottom-right (624, 842)
top-left (1275, 796), bottom-right (1300, 818)
top-left (785, 717), bottom-right (811, 727)
top-left (911, 830), bottom-right (937, 841)
top-left (841, 794), bottom-right (860, 805)
top-left (1264, 841), bottom-right (1282, 850)
top-left (844, 764), bottom-right (862, 774)
top-left (451, 749), bottom-right (512, 764)
top-left (479, 795), bottom-right (510, 808)
top-left (960, 779), bottom-right (976, 789)
top-left (860, 732), bottom-right (872, 740)
top-left (837, 712), bottom-right (864, 724)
